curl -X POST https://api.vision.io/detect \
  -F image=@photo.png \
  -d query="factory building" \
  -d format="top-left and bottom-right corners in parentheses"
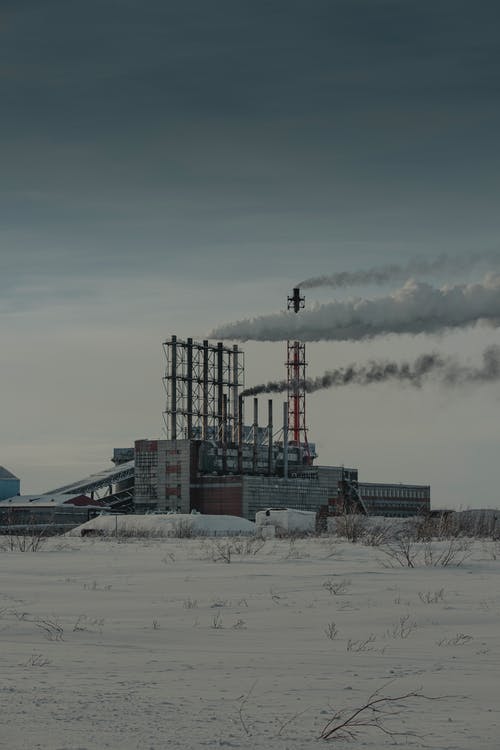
top-left (132, 319), bottom-right (430, 520)
top-left (0, 493), bottom-right (107, 532)
top-left (1, 290), bottom-right (431, 526)
top-left (133, 436), bottom-right (429, 520)
top-left (133, 438), bottom-right (355, 518)
top-left (359, 482), bottom-right (430, 517)
top-left (0, 466), bottom-right (20, 500)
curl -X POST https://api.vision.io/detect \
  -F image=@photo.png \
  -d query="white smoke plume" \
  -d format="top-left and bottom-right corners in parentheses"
top-left (299, 250), bottom-right (500, 289)
top-left (210, 274), bottom-right (500, 342)
top-left (241, 346), bottom-right (500, 397)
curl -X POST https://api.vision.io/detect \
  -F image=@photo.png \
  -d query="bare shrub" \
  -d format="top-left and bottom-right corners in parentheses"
top-left (210, 598), bottom-right (230, 608)
top-left (323, 578), bottom-right (351, 596)
top-left (211, 612), bottom-right (223, 629)
top-left (380, 537), bottom-right (471, 568)
top-left (423, 539), bottom-right (471, 567)
top-left (437, 633), bottom-right (473, 647)
top-left (418, 588), bottom-right (445, 604)
top-left (73, 615), bottom-right (104, 633)
top-left (385, 614), bottom-right (417, 639)
top-left (379, 535), bottom-right (419, 568)
top-left (0, 530), bottom-right (47, 552)
top-left (318, 683), bottom-right (446, 742)
top-left (324, 622), bottom-right (338, 640)
top-left (362, 522), bottom-right (398, 547)
top-left (210, 540), bottom-right (233, 564)
top-left (335, 513), bottom-right (366, 543)
top-left (25, 653), bottom-right (50, 667)
top-left (83, 580), bottom-right (112, 591)
top-left (35, 616), bottom-right (64, 641)
top-left (183, 597), bottom-right (198, 609)
top-left (451, 510), bottom-right (499, 539)
top-left (346, 634), bottom-right (376, 652)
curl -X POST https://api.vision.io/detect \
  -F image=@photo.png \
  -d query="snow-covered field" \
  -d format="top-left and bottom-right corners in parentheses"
top-left (1, 534), bottom-right (499, 749)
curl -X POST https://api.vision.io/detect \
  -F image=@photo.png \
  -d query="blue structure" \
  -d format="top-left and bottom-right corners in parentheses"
top-left (0, 466), bottom-right (20, 500)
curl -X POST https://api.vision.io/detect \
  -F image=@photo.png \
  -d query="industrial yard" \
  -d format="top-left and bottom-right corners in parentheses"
top-left (0, 293), bottom-right (432, 529)
top-left (1, 532), bottom-right (499, 749)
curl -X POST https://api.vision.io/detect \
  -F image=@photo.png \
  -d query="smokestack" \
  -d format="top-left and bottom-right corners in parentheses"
top-left (268, 399), bottom-right (273, 476)
top-left (237, 394), bottom-right (244, 473)
top-left (252, 397), bottom-right (258, 474)
top-left (232, 344), bottom-right (239, 444)
top-left (217, 342), bottom-right (224, 442)
top-left (222, 393), bottom-right (228, 472)
top-left (283, 400), bottom-right (288, 480)
top-left (187, 337), bottom-right (193, 439)
top-left (202, 339), bottom-right (209, 439)
top-left (170, 334), bottom-right (177, 440)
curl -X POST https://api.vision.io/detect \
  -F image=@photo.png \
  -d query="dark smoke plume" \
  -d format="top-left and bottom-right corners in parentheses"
top-left (241, 346), bottom-right (500, 397)
top-left (299, 250), bottom-right (500, 290)
top-left (210, 275), bottom-right (500, 342)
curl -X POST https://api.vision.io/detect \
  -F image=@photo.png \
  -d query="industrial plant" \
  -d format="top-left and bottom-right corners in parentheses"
top-left (0, 289), bottom-right (430, 529)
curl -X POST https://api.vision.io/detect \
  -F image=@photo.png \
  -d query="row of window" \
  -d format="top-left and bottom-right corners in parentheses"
top-left (362, 487), bottom-right (428, 499)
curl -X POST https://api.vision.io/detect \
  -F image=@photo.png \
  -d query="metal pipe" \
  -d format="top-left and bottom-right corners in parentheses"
top-left (237, 395), bottom-right (244, 473)
top-left (252, 397), bottom-right (258, 474)
top-left (202, 340), bottom-right (209, 439)
top-left (283, 400), bottom-right (288, 479)
top-left (217, 342), bottom-right (224, 444)
top-left (232, 344), bottom-right (239, 444)
top-left (222, 393), bottom-right (228, 472)
top-left (187, 337), bottom-right (193, 440)
top-left (268, 399), bottom-right (273, 476)
top-left (171, 335), bottom-right (177, 440)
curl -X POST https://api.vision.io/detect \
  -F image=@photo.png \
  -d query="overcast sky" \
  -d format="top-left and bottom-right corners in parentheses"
top-left (1, 1), bottom-right (500, 508)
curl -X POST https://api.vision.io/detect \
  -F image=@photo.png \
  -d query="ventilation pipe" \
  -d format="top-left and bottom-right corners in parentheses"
top-left (283, 400), bottom-right (289, 480)
top-left (252, 397), bottom-right (259, 474)
top-left (268, 399), bottom-right (273, 475)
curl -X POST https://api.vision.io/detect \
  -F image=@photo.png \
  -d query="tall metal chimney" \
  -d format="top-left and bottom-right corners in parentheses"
top-left (232, 344), bottom-right (239, 444)
top-left (268, 399), bottom-right (273, 476)
top-left (217, 342), bottom-right (224, 442)
top-left (238, 394), bottom-right (244, 473)
top-left (252, 397), bottom-right (259, 474)
top-left (283, 400), bottom-right (289, 479)
top-left (202, 340), bottom-right (209, 439)
top-left (186, 337), bottom-right (193, 439)
top-left (170, 335), bottom-right (177, 440)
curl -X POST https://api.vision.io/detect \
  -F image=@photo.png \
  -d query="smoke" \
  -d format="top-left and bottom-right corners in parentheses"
top-left (299, 250), bottom-right (500, 290)
top-left (210, 274), bottom-right (500, 342)
top-left (241, 346), bottom-right (500, 397)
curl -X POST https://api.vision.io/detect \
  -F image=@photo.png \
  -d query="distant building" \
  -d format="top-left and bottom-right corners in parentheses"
top-left (359, 482), bottom-right (430, 517)
top-left (0, 493), bottom-right (107, 530)
top-left (0, 466), bottom-right (20, 500)
top-left (133, 438), bottom-right (430, 520)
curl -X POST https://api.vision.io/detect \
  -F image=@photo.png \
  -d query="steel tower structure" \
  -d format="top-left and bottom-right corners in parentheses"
top-left (163, 336), bottom-right (244, 442)
top-left (286, 288), bottom-right (310, 459)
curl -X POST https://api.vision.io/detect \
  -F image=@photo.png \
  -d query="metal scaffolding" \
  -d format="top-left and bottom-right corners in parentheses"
top-left (163, 336), bottom-right (244, 441)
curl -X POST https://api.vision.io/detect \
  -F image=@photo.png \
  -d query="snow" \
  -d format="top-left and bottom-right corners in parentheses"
top-left (73, 513), bottom-right (256, 537)
top-left (1, 534), bottom-right (500, 749)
